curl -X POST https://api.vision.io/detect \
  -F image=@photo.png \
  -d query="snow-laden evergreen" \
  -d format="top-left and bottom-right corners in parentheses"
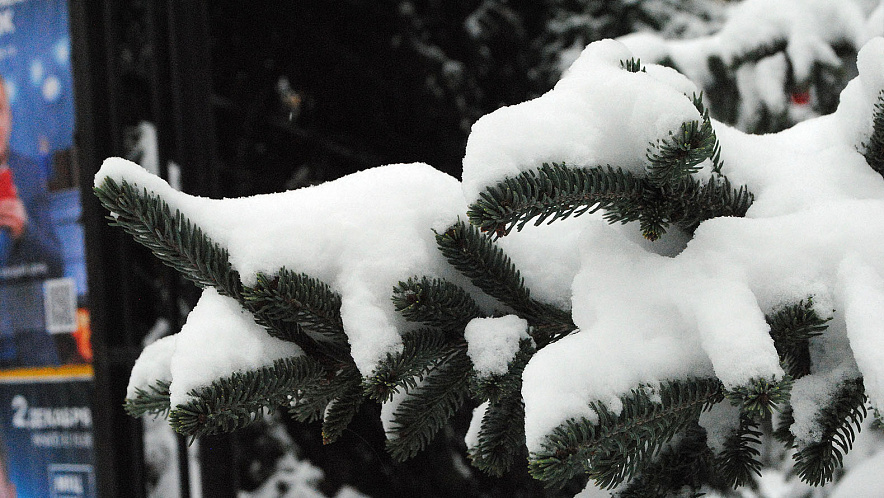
top-left (97, 16), bottom-right (884, 498)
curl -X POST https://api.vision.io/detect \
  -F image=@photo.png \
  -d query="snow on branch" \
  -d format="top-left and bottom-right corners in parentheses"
top-left (96, 35), bottom-right (884, 494)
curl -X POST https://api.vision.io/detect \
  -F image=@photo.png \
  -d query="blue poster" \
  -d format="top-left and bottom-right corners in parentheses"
top-left (0, 0), bottom-right (89, 370)
top-left (0, 0), bottom-right (74, 159)
top-left (0, 1), bottom-right (93, 497)
top-left (0, 369), bottom-right (94, 498)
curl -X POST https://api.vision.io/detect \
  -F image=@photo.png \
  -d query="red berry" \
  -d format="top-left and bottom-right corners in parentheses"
top-left (791, 91), bottom-right (811, 106)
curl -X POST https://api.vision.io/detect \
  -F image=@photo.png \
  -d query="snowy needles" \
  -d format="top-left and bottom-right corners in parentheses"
top-left (98, 34), bottom-right (884, 497)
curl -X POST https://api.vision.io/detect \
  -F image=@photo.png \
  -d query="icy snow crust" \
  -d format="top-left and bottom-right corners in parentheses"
top-left (106, 35), bottom-right (884, 458)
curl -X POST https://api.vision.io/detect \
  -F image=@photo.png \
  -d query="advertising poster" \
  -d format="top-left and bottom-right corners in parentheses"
top-left (0, 0), bottom-right (93, 496)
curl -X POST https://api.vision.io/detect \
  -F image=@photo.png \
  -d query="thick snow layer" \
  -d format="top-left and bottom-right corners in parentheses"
top-left (464, 315), bottom-right (529, 377)
top-left (97, 160), bottom-right (467, 375)
top-left (127, 333), bottom-right (177, 401)
top-left (108, 33), bottom-right (884, 466)
top-left (461, 39), bottom-right (700, 202)
top-left (790, 366), bottom-right (858, 445)
top-left (838, 255), bottom-right (884, 410)
top-left (167, 288), bottom-right (303, 407)
top-left (698, 402), bottom-right (741, 455)
top-left (517, 38), bottom-right (884, 452)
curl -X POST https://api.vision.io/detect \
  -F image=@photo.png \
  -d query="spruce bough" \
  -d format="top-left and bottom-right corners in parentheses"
top-left (100, 48), bottom-right (884, 496)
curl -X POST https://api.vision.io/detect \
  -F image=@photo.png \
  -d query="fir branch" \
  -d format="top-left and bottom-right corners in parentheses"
top-left (169, 355), bottom-right (325, 440)
top-left (862, 90), bottom-right (884, 176)
top-left (385, 350), bottom-right (473, 461)
top-left (659, 174), bottom-right (754, 234)
top-left (767, 299), bottom-right (830, 349)
top-left (725, 376), bottom-right (792, 419)
top-left (766, 299), bottom-right (829, 379)
top-left (470, 338), bottom-right (534, 404)
top-left (714, 413), bottom-right (763, 489)
top-left (692, 93), bottom-right (726, 177)
top-left (364, 328), bottom-right (458, 402)
top-left (392, 277), bottom-right (483, 334)
top-left (290, 364), bottom-right (362, 424)
top-left (528, 377), bottom-right (724, 489)
top-left (646, 117), bottom-right (716, 186)
top-left (94, 178), bottom-right (242, 298)
top-left (321, 375), bottom-right (366, 445)
top-left (466, 162), bottom-right (752, 243)
top-left (244, 270), bottom-right (348, 345)
top-left (436, 220), bottom-right (575, 345)
top-left (615, 423), bottom-right (713, 498)
top-left (95, 177), bottom-right (348, 360)
top-left (774, 404), bottom-right (796, 447)
top-left (469, 389), bottom-right (527, 477)
top-left (466, 163), bottom-right (645, 237)
top-left (793, 377), bottom-right (867, 486)
top-left (124, 379), bottom-right (172, 418)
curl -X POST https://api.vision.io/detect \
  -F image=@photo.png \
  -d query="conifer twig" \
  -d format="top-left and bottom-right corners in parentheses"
top-left (436, 220), bottom-right (575, 345)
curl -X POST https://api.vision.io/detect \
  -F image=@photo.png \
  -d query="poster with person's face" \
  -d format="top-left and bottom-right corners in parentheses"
top-left (0, 0), bottom-right (94, 496)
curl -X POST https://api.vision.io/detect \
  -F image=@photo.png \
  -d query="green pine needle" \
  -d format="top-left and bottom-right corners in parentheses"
top-left (364, 328), bottom-right (459, 402)
top-left (290, 364), bottom-right (362, 424)
top-left (94, 177), bottom-right (242, 298)
top-left (774, 404), bottom-right (797, 447)
top-left (793, 377), bottom-right (867, 486)
top-left (169, 355), bottom-right (325, 440)
top-left (385, 350), bottom-right (472, 461)
top-left (469, 390), bottom-right (527, 477)
top-left (620, 58), bottom-right (646, 73)
top-left (96, 177), bottom-right (349, 361)
top-left (766, 299), bottom-right (830, 379)
top-left (862, 90), bottom-right (884, 176)
top-left (392, 277), bottom-right (484, 334)
top-left (466, 162), bottom-right (752, 243)
top-left (244, 269), bottom-right (348, 346)
top-left (646, 117), bottom-right (716, 186)
top-left (615, 423), bottom-right (713, 498)
top-left (655, 173), bottom-right (754, 234)
top-left (466, 163), bottom-right (645, 237)
top-left (321, 376), bottom-right (366, 445)
top-left (470, 338), bottom-right (534, 404)
top-left (435, 220), bottom-right (575, 345)
top-left (528, 377), bottom-right (724, 489)
top-left (124, 379), bottom-right (172, 418)
top-left (767, 299), bottom-right (830, 350)
top-left (714, 413), bottom-right (763, 489)
top-left (725, 376), bottom-right (792, 418)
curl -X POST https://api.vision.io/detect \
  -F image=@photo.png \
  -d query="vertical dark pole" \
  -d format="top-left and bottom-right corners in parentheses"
top-left (165, 1), bottom-right (235, 496)
top-left (73, 0), bottom-right (233, 495)
top-left (144, 1), bottom-right (192, 494)
top-left (69, 0), bottom-right (147, 497)
top-left (167, 0), bottom-right (219, 197)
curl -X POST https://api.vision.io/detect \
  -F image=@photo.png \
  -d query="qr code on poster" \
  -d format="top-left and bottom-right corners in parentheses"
top-left (43, 277), bottom-right (77, 334)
